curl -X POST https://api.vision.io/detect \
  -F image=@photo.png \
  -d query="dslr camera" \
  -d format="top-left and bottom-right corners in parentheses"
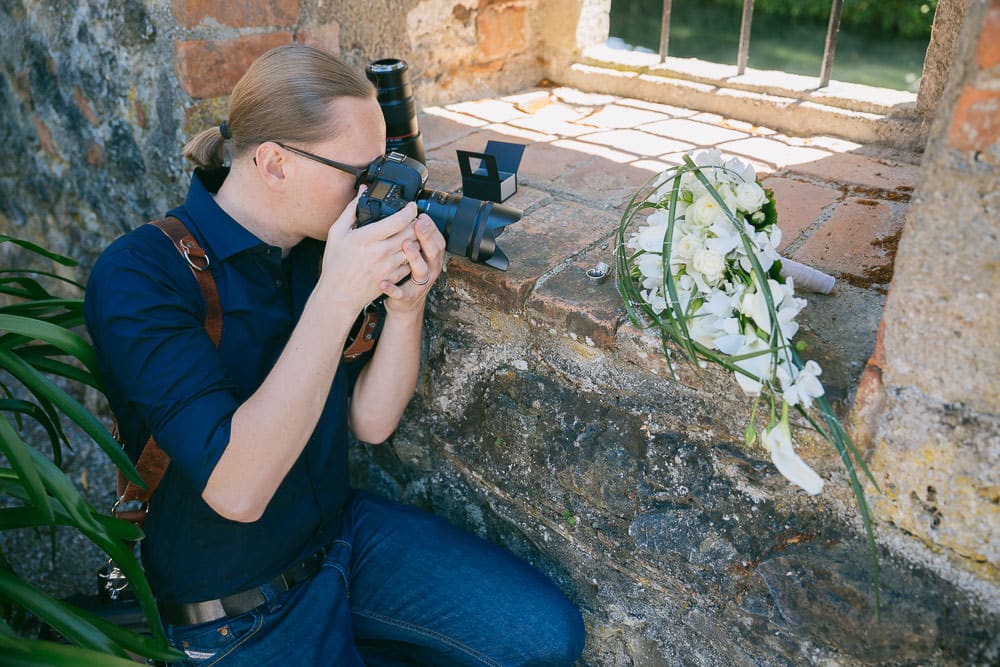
top-left (356, 152), bottom-right (518, 270)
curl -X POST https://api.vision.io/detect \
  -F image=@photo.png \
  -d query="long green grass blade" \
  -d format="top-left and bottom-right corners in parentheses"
top-left (23, 446), bottom-right (96, 532)
top-left (0, 277), bottom-right (50, 301)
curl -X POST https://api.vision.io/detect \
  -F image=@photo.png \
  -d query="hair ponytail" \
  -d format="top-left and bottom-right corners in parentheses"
top-left (182, 126), bottom-right (227, 170)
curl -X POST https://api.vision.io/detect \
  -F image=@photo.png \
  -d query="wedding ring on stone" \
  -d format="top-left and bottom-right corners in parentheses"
top-left (586, 262), bottom-right (611, 285)
top-left (411, 275), bottom-right (430, 286)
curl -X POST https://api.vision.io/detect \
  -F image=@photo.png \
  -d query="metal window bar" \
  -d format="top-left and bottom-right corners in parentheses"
top-left (820, 0), bottom-right (845, 87)
top-left (736, 0), bottom-right (754, 75)
top-left (656, 0), bottom-right (846, 86)
top-left (658, 0), bottom-right (672, 62)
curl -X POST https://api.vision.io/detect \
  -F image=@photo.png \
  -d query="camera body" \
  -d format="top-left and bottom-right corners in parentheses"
top-left (356, 152), bottom-right (427, 226)
top-left (356, 152), bottom-right (519, 271)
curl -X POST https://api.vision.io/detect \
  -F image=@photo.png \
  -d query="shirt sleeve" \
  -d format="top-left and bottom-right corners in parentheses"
top-left (85, 229), bottom-right (239, 494)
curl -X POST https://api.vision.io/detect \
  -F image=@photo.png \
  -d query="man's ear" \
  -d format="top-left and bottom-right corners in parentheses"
top-left (254, 142), bottom-right (288, 191)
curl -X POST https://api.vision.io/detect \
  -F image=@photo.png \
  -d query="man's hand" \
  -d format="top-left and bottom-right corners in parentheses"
top-left (319, 189), bottom-right (420, 311)
top-left (380, 214), bottom-right (446, 313)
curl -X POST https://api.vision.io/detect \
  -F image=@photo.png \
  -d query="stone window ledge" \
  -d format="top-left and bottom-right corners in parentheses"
top-left (553, 46), bottom-right (926, 151)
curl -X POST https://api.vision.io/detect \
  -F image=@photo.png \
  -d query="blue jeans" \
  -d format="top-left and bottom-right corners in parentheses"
top-left (165, 490), bottom-right (585, 665)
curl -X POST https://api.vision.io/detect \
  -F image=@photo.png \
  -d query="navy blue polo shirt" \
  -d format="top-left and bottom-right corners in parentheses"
top-left (85, 168), bottom-right (366, 604)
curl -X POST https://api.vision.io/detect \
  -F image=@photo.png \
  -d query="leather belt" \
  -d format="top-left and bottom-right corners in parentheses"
top-left (158, 547), bottom-right (326, 626)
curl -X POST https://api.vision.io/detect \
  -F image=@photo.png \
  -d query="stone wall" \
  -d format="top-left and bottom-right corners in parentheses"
top-left (860, 0), bottom-right (1000, 609)
top-left (0, 0), bottom-right (587, 268)
top-left (2, 0), bottom-right (999, 665)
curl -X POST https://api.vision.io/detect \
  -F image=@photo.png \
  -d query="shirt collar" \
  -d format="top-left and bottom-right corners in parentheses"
top-left (171, 168), bottom-right (278, 262)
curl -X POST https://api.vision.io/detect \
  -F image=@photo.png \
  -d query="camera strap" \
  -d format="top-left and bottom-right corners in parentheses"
top-left (342, 300), bottom-right (384, 361)
top-left (112, 217), bottom-right (221, 527)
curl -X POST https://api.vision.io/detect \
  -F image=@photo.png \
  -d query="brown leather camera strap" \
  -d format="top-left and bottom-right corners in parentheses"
top-left (113, 217), bottom-right (221, 525)
top-left (342, 304), bottom-right (381, 361)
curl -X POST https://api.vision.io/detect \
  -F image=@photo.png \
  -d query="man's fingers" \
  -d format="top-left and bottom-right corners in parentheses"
top-left (402, 240), bottom-right (430, 282)
top-left (327, 186), bottom-right (367, 239)
top-left (354, 202), bottom-right (420, 241)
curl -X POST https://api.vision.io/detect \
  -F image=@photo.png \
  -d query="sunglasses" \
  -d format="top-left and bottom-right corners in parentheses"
top-left (256, 142), bottom-right (373, 186)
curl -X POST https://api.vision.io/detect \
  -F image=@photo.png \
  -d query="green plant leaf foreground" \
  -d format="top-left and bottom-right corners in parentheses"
top-left (0, 348), bottom-right (142, 487)
top-left (0, 570), bottom-right (131, 658)
top-left (0, 236), bottom-right (77, 267)
top-left (0, 399), bottom-right (64, 467)
top-left (0, 315), bottom-right (100, 378)
top-left (0, 636), bottom-right (158, 667)
top-left (615, 156), bottom-right (883, 617)
top-left (0, 415), bottom-right (53, 524)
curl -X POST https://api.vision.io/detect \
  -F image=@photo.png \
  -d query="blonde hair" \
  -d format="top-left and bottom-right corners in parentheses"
top-left (183, 45), bottom-right (375, 169)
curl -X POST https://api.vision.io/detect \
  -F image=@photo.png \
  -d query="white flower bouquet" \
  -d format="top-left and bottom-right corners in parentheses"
top-left (615, 150), bottom-right (881, 604)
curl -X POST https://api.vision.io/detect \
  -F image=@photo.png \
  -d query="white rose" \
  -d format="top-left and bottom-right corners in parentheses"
top-left (688, 195), bottom-right (723, 227)
top-left (692, 249), bottom-right (726, 285)
top-left (735, 182), bottom-right (767, 213)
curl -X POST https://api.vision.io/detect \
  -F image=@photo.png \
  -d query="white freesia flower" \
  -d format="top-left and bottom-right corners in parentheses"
top-left (637, 253), bottom-right (664, 286)
top-left (680, 171), bottom-right (709, 201)
top-left (735, 181), bottom-right (767, 212)
top-left (674, 232), bottom-right (705, 260)
top-left (693, 149), bottom-right (724, 168)
top-left (777, 359), bottom-right (825, 408)
top-left (761, 408), bottom-right (824, 495)
top-left (726, 156), bottom-right (756, 184)
top-left (731, 334), bottom-right (773, 395)
top-left (635, 224), bottom-right (668, 253)
top-left (705, 220), bottom-right (742, 257)
top-left (642, 288), bottom-right (668, 314)
top-left (715, 182), bottom-right (739, 214)
top-left (739, 277), bottom-right (807, 340)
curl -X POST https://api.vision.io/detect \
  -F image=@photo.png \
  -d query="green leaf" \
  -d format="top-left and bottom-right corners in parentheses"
top-left (0, 415), bottom-right (53, 524)
top-left (12, 348), bottom-right (102, 390)
top-left (0, 637), bottom-right (149, 666)
top-left (0, 315), bottom-right (99, 378)
top-left (0, 399), bottom-right (63, 466)
top-left (69, 608), bottom-right (184, 662)
top-left (0, 299), bottom-right (85, 320)
top-left (0, 505), bottom-right (145, 544)
top-left (0, 570), bottom-right (129, 658)
top-left (0, 269), bottom-right (85, 291)
top-left (0, 348), bottom-right (142, 487)
top-left (0, 277), bottom-right (50, 301)
top-left (0, 236), bottom-right (77, 267)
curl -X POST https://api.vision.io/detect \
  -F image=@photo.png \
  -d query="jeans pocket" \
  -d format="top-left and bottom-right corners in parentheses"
top-left (168, 610), bottom-right (263, 666)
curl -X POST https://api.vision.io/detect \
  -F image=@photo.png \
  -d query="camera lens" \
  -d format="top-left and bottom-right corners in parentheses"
top-left (416, 189), bottom-right (519, 271)
top-left (366, 59), bottom-right (426, 164)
